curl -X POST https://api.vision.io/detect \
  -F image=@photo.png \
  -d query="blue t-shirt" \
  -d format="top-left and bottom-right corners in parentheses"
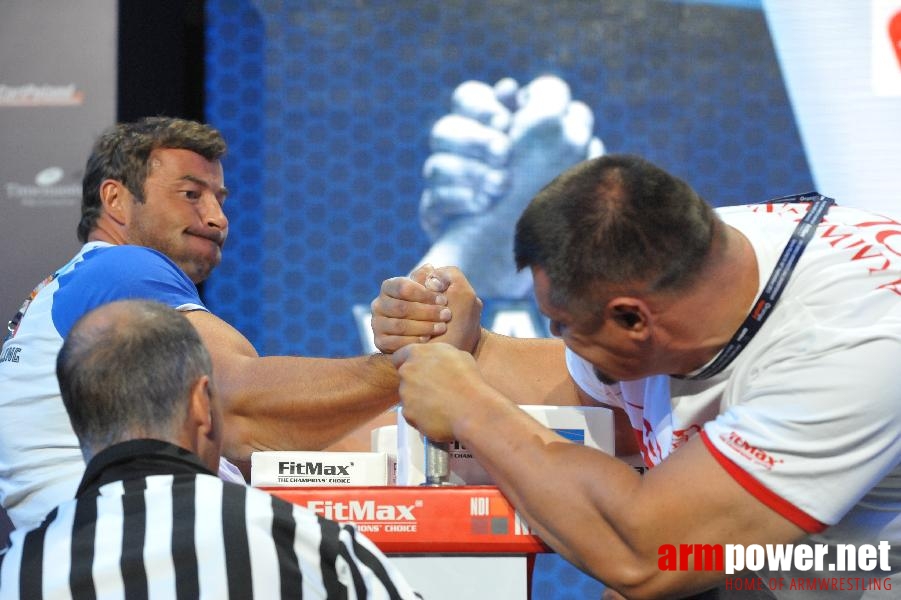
top-left (0, 242), bottom-right (206, 530)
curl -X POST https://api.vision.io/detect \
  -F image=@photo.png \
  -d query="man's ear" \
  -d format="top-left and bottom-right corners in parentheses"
top-left (98, 179), bottom-right (130, 226)
top-left (187, 375), bottom-right (213, 438)
top-left (607, 297), bottom-right (651, 339)
top-left (186, 374), bottom-right (223, 473)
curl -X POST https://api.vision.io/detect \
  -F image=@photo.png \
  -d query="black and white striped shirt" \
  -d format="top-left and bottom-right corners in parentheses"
top-left (0, 440), bottom-right (420, 599)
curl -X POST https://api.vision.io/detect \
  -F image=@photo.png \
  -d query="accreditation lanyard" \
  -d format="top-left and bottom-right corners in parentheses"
top-left (682, 192), bottom-right (835, 381)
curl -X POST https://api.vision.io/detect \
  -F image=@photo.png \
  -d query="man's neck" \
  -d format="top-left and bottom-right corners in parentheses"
top-left (86, 218), bottom-right (126, 246)
top-left (77, 439), bottom-right (214, 498)
top-left (650, 223), bottom-right (760, 376)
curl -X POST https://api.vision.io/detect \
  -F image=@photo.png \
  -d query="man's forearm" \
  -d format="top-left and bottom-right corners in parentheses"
top-left (475, 329), bottom-right (581, 405)
top-left (218, 352), bottom-right (400, 460)
top-left (450, 391), bottom-right (663, 588)
top-left (186, 309), bottom-right (401, 460)
top-left (453, 390), bottom-right (804, 598)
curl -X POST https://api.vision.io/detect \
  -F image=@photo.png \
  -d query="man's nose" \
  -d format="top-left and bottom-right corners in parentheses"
top-left (203, 194), bottom-right (228, 230)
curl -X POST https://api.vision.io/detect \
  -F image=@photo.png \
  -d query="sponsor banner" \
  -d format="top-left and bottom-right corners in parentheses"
top-left (0, 83), bottom-right (85, 107)
top-left (265, 485), bottom-right (551, 554)
top-left (5, 167), bottom-right (81, 208)
top-left (0, 0), bottom-right (116, 324)
top-left (251, 451), bottom-right (393, 486)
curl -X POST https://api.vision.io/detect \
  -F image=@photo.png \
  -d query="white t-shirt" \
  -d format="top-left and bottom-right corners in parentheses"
top-left (0, 242), bottom-right (223, 530)
top-left (568, 202), bottom-right (901, 596)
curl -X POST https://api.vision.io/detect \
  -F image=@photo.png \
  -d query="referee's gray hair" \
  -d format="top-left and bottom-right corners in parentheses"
top-left (56, 300), bottom-right (212, 455)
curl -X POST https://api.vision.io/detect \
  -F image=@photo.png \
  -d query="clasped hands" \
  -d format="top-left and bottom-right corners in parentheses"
top-left (372, 264), bottom-right (489, 442)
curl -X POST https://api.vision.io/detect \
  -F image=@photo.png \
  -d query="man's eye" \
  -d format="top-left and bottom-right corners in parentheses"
top-left (183, 190), bottom-right (201, 200)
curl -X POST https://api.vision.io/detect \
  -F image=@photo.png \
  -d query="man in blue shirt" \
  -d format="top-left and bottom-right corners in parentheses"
top-left (0, 117), bottom-right (405, 530)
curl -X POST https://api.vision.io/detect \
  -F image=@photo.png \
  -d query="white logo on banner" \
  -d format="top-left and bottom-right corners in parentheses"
top-left (5, 167), bottom-right (80, 207)
top-left (34, 167), bottom-right (64, 187)
top-left (0, 83), bottom-right (84, 107)
top-left (872, 0), bottom-right (901, 96)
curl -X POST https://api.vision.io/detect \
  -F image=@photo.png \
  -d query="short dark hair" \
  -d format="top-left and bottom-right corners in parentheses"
top-left (514, 154), bottom-right (717, 311)
top-left (56, 300), bottom-right (212, 452)
top-left (78, 116), bottom-right (227, 242)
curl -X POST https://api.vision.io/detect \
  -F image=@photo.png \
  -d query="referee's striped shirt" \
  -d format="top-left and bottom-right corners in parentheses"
top-left (0, 440), bottom-right (420, 599)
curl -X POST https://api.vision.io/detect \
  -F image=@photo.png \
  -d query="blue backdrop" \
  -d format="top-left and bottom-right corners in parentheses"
top-left (203, 1), bottom-right (813, 596)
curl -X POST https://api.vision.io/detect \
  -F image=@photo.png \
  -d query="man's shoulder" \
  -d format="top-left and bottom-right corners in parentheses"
top-left (61, 243), bottom-right (197, 297)
top-left (76, 243), bottom-right (182, 276)
top-left (48, 244), bottom-right (204, 338)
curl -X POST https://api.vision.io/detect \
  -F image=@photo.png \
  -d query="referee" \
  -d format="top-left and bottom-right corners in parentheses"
top-left (0, 300), bottom-right (420, 599)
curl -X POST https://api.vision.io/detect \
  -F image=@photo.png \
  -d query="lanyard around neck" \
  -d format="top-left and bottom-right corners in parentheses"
top-left (680, 192), bottom-right (835, 381)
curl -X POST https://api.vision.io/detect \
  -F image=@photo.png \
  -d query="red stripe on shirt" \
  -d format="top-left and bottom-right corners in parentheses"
top-left (700, 430), bottom-right (827, 534)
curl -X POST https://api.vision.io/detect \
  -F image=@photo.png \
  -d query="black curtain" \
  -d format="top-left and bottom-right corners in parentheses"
top-left (118, 1), bottom-right (206, 122)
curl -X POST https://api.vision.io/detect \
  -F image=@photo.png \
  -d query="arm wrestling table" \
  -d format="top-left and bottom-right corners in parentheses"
top-left (264, 485), bottom-right (552, 599)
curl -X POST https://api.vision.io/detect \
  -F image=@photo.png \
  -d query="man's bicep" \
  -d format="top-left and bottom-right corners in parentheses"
top-left (578, 437), bottom-right (805, 596)
top-left (183, 309), bottom-right (258, 360)
top-left (637, 436), bottom-right (806, 553)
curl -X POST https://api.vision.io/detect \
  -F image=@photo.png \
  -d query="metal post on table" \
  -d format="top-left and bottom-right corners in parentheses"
top-left (423, 437), bottom-right (452, 486)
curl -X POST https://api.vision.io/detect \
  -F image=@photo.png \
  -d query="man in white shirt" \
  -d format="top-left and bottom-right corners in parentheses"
top-left (372, 154), bottom-right (901, 598)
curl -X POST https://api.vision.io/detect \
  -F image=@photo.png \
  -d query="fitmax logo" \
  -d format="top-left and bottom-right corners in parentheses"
top-left (721, 432), bottom-right (784, 470)
top-left (306, 499), bottom-right (420, 522)
top-left (278, 461), bottom-right (351, 476)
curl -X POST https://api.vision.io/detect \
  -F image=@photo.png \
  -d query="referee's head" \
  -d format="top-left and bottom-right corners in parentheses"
top-left (56, 299), bottom-right (222, 471)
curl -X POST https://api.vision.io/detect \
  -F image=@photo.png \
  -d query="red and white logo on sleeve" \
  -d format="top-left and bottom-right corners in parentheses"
top-left (721, 431), bottom-right (785, 471)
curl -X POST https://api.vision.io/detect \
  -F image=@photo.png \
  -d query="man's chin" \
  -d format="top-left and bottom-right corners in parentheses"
top-left (592, 366), bottom-right (620, 386)
top-left (197, 264), bottom-right (218, 283)
top-left (183, 257), bottom-right (219, 284)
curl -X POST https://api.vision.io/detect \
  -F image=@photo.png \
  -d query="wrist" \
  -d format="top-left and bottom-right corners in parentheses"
top-left (470, 326), bottom-right (489, 358)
